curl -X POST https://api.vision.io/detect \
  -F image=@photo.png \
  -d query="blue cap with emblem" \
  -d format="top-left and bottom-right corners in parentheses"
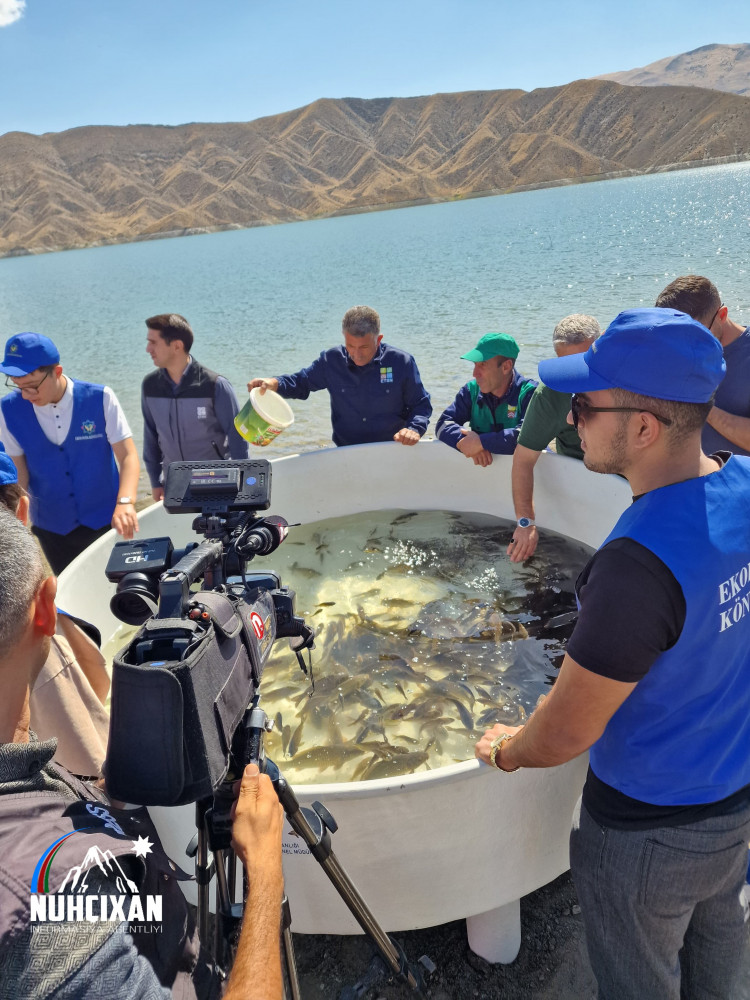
top-left (538, 308), bottom-right (725, 403)
top-left (0, 333), bottom-right (60, 376)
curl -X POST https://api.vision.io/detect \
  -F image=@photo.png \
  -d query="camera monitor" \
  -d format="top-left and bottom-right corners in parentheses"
top-left (163, 459), bottom-right (272, 514)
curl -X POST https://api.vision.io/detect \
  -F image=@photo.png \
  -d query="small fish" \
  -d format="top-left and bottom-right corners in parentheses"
top-left (391, 512), bottom-right (419, 525)
top-left (316, 601), bottom-right (336, 608)
top-left (289, 562), bottom-right (323, 579)
top-left (291, 744), bottom-right (363, 771)
top-left (287, 719), bottom-right (305, 758)
top-left (382, 597), bottom-right (418, 608)
top-left (362, 751), bottom-right (429, 780)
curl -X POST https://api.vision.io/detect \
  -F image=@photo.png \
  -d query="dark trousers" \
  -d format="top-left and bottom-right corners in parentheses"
top-left (32, 523), bottom-right (110, 575)
top-left (570, 796), bottom-right (750, 1000)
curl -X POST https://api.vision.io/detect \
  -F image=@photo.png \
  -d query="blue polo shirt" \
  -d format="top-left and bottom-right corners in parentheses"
top-left (275, 343), bottom-right (432, 447)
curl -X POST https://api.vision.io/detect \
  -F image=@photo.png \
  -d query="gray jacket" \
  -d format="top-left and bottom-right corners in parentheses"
top-left (141, 358), bottom-right (248, 487)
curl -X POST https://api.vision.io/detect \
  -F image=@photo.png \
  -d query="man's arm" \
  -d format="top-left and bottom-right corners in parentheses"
top-left (705, 406), bottom-right (750, 453)
top-left (249, 353), bottom-right (330, 401)
top-left (215, 376), bottom-right (249, 459)
top-left (507, 444), bottom-right (542, 563)
top-left (395, 358), bottom-right (431, 445)
top-left (225, 763), bottom-right (285, 1000)
top-left (435, 386), bottom-right (472, 447)
top-left (476, 653), bottom-right (637, 770)
top-left (478, 540), bottom-right (683, 770)
top-left (111, 438), bottom-right (139, 539)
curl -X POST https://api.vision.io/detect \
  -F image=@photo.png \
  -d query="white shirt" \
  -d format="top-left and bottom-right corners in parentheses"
top-left (0, 377), bottom-right (132, 457)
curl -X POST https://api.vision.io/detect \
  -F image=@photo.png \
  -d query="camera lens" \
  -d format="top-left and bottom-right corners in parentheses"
top-left (110, 573), bottom-right (160, 626)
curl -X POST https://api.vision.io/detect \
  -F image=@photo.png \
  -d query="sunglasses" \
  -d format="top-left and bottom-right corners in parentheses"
top-left (571, 393), bottom-right (672, 431)
top-left (706, 303), bottom-right (724, 331)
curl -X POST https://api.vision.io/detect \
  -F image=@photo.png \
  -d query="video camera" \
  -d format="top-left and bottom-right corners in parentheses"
top-left (103, 459), bottom-right (313, 807)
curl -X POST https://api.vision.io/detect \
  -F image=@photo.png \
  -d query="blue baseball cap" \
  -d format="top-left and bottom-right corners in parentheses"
top-left (0, 333), bottom-right (60, 376)
top-left (0, 450), bottom-right (19, 486)
top-left (538, 308), bottom-right (725, 403)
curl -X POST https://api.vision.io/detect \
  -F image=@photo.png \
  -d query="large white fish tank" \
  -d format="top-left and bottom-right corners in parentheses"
top-left (58, 441), bottom-right (630, 963)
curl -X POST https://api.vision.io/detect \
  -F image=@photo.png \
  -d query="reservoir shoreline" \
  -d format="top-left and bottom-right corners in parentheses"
top-left (2, 152), bottom-right (747, 261)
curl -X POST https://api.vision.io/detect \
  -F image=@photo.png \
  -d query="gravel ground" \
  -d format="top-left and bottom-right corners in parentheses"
top-left (291, 872), bottom-right (750, 1000)
top-left (291, 872), bottom-right (595, 1000)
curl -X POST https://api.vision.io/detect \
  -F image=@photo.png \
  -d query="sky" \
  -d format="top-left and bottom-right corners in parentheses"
top-left (0, 0), bottom-right (748, 136)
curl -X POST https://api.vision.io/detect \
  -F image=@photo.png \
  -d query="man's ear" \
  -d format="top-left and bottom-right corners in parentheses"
top-left (16, 494), bottom-right (30, 526)
top-left (632, 411), bottom-right (664, 449)
top-left (33, 576), bottom-right (57, 637)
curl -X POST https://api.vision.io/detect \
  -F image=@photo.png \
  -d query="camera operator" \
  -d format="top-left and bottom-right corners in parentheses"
top-left (0, 505), bottom-right (284, 1000)
top-left (0, 449), bottom-right (109, 777)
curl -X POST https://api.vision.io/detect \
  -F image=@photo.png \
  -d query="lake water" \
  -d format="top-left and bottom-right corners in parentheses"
top-left (0, 162), bottom-right (748, 489)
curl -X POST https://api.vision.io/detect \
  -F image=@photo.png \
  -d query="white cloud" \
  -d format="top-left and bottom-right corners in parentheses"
top-left (0, 0), bottom-right (25, 28)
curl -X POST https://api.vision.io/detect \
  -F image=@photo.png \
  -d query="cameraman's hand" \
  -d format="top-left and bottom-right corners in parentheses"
top-left (225, 763), bottom-right (285, 1000)
top-left (247, 377), bottom-right (279, 395)
top-left (231, 764), bottom-right (284, 880)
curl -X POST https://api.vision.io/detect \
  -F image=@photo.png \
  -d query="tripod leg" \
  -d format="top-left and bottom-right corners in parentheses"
top-left (273, 772), bottom-right (424, 996)
top-left (281, 895), bottom-right (301, 1000)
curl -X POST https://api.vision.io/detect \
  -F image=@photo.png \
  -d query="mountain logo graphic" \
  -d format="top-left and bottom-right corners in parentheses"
top-left (59, 844), bottom-right (138, 895)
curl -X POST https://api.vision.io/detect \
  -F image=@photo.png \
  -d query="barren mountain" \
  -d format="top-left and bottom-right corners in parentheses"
top-left (595, 43), bottom-right (750, 95)
top-left (1, 78), bottom-right (749, 257)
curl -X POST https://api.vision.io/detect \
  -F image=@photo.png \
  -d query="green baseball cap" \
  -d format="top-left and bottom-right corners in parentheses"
top-left (461, 333), bottom-right (520, 362)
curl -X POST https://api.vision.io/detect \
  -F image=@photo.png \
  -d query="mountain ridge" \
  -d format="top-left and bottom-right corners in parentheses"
top-left (595, 42), bottom-right (750, 95)
top-left (2, 76), bottom-right (749, 258)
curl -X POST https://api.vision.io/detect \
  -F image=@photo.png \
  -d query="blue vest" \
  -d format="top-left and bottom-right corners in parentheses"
top-left (589, 455), bottom-right (750, 805)
top-left (1, 381), bottom-right (119, 534)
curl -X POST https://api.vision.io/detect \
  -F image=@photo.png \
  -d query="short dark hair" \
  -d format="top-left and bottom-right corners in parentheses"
top-left (145, 314), bottom-right (194, 353)
top-left (655, 276), bottom-right (720, 326)
top-left (611, 387), bottom-right (713, 445)
top-left (0, 482), bottom-right (25, 513)
top-left (342, 306), bottom-right (380, 338)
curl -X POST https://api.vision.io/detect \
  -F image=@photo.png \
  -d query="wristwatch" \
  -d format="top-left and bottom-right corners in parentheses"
top-left (517, 517), bottom-right (535, 529)
top-left (117, 497), bottom-right (133, 505)
top-left (489, 733), bottom-right (519, 771)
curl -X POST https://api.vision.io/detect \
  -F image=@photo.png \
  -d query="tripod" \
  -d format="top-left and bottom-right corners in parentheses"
top-left (189, 698), bottom-right (426, 999)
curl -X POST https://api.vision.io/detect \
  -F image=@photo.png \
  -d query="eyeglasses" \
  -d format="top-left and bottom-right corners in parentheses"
top-left (571, 393), bottom-right (673, 431)
top-left (706, 304), bottom-right (724, 331)
top-left (5, 370), bottom-right (51, 395)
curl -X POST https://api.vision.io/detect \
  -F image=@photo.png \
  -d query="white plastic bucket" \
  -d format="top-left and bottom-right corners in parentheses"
top-left (234, 387), bottom-right (294, 446)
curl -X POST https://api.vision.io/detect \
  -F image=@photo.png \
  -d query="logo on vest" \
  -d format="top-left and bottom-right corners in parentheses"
top-left (380, 367), bottom-right (393, 384)
top-left (196, 406), bottom-right (207, 419)
top-left (29, 809), bottom-right (163, 929)
top-left (507, 405), bottom-right (517, 419)
top-left (718, 559), bottom-right (750, 633)
top-left (75, 418), bottom-right (104, 442)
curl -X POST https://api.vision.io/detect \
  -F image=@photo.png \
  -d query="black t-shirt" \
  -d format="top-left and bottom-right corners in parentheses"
top-left (568, 454), bottom-right (750, 828)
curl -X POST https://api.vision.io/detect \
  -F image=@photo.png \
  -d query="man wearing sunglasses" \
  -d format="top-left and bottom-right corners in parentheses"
top-left (656, 275), bottom-right (750, 457)
top-left (0, 333), bottom-right (140, 574)
top-left (476, 308), bottom-right (750, 1000)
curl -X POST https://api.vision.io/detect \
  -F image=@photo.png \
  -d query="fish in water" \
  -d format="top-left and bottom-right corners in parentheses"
top-left (256, 507), bottom-right (588, 783)
top-left (289, 562), bottom-right (323, 579)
